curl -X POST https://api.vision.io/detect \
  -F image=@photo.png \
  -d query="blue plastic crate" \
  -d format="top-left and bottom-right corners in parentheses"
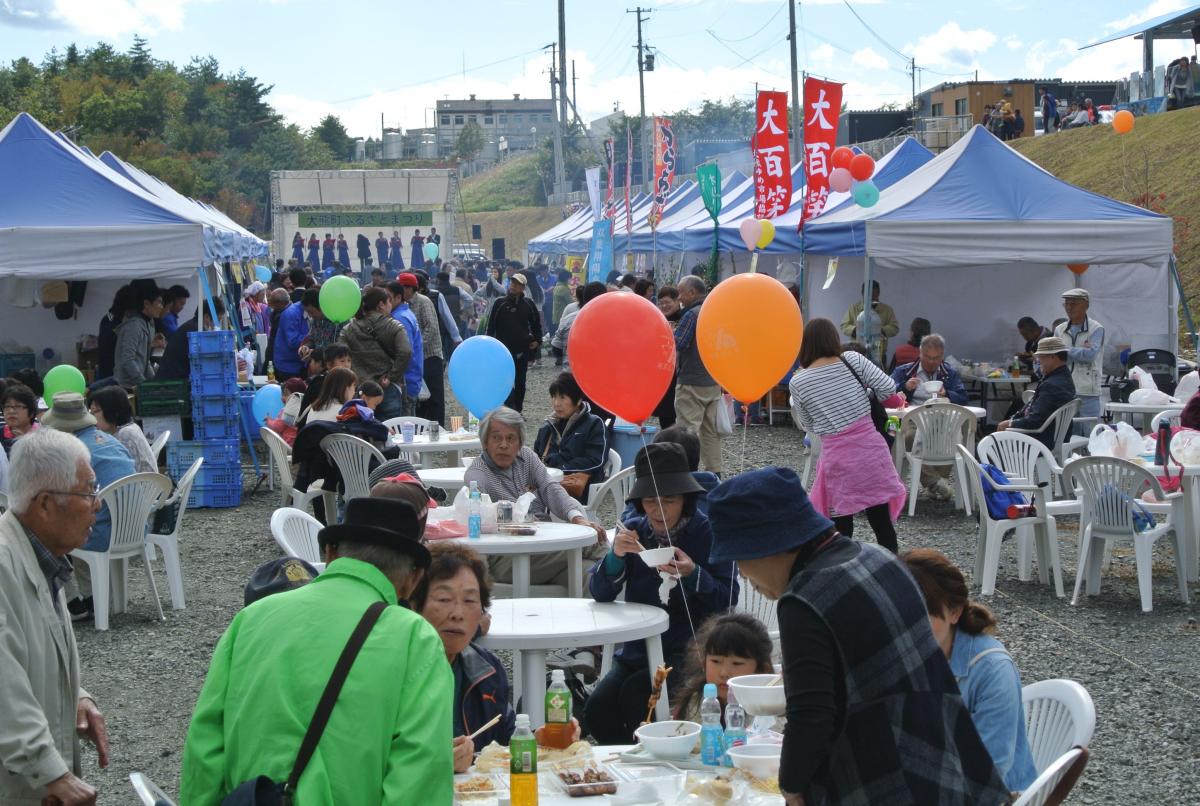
top-left (191, 395), bottom-right (240, 420)
top-left (165, 440), bottom-right (239, 469)
top-left (192, 415), bottom-right (240, 441)
top-left (188, 330), bottom-right (236, 356)
top-left (190, 352), bottom-right (237, 380)
top-left (238, 390), bottom-right (262, 441)
top-left (167, 458), bottom-right (242, 487)
top-left (190, 374), bottom-right (239, 398)
top-left (187, 483), bottom-right (242, 509)
top-left (0, 353), bottom-right (36, 378)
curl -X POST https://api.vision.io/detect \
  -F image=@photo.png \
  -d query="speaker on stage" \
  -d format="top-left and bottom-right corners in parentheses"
top-left (492, 238), bottom-right (506, 260)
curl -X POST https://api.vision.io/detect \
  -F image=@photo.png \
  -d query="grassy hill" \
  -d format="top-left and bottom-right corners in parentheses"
top-left (457, 206), bottom-right (565, 263)
top-left (461, 153), bottom-right (545, 212)
top-left (1012, 107), bottom-right (1199, 322)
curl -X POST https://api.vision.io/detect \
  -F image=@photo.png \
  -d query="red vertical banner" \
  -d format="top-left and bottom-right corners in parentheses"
top-left (800, 77), bottom-right (843, 223)
top-left (648, 117), bottom-right (675, 230)
top-left (625, 124), bottom-right (634, 233)
top-left (603, 138), bottom-right (616, 221)
top-left (753, 90), bottom-right (792, 219)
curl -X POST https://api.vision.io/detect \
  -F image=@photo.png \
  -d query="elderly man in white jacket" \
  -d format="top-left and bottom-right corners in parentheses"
top-left (0, 429), bottom-right (109, 805)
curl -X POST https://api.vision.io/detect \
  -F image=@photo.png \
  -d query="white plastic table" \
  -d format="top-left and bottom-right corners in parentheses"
top-left (887, 404), bottom-right (987, 419)
top-left (445, 521), bottom-right (597, 598)
top-left (960, 371), bottom-right (1032, 412)
top-left (389, 433), bottom-right (482, 467)
top-left (419, 465), bottom-right (564, 493)
top-left (480, 599), bottom-right (670, 727)
top-left (1103, 401), bottom-right (1181, 431)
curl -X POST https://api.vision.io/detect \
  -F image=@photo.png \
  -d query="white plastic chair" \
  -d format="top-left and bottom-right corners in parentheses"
top-left (70, 472), bottom-right (172, 631)
top-left (1022, 678), bottom-right (1096, 771)
top-left (1011, 746), bottom-right (1088, 806)
top-left (320, 433), bottom-right (386, 506)
top-left (956, 445), bottom-right (1064, 598)
top-left (897, 404), bottom-right (977, 516)
top-left (584, 465), bottom-right (636, 523)
top-left (130, 772), bottom-right (178, 806)
top-left (0, 490), bottom-right (7, 513)
top-left (261, 426), bottom-right (326, 512)
top-left (1008, 398), bottom-right (1086, 466)
top-left (148, 430), bottom-right (170, 466)
top-left (977, 432), bottom-right (1080, 584)
top-left (802, 432), bottom-right (822, 488)
top-left (146, 457), bottom-right (203, 610)
top-left (270, 507), bottom-right (325, 571)
top-left (382, 415), bottom-right (431, 435)
top-left (735, 570), bottom-right (779, 651)
top-left (1060, 456), bottom-right (1190, 612)
top-left (604, 448), bottom-right (622, 477)
top-left (1148, 407), bottom-right (1183, 432)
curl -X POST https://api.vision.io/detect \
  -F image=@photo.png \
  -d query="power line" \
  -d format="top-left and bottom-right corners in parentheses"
top-left (705, 29), bottom-right (789, 74)
top-left (841, 0), bottom-right (908, 61)
top-left (328, 46), bottom-right (548, 104)
top-left (717, 0), bottom-right (789, 43)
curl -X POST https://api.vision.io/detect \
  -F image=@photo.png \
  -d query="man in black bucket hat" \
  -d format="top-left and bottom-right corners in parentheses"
top-left (181, 498), bottom-right (452, 804)
top-left (707, 467), bottom-right (1009, 805)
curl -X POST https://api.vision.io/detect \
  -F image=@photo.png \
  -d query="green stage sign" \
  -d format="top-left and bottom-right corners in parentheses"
top-left (297, 211), bottom-right (433, 228)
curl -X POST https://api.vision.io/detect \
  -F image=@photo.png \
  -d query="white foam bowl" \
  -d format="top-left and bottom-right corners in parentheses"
top-left (637, 547), bottom-right (676, 567)
top-left (727, 743), bottom-right (782, 779)
top-left (922, 380), bottom-right (943, 393)
top-left (634, 720), bottom-right (700, 759)
top-left (727, 674), bottom-right (786, 717)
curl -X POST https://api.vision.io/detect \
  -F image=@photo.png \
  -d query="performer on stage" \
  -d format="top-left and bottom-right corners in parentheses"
top-left (337, 233), bottom-right (351, 270)
top-left (306, 233), bottom-right (320, 269)
top-left (411, 229), bottom-right (425, 269)
top-left (321, 233), bottom-right (336, 273)
top-left (291, 232), bottom-right (305, 262)
top-left (376, 231), bottom-right (390, 268)
top-left (390, 230), bottom-right (405, 270)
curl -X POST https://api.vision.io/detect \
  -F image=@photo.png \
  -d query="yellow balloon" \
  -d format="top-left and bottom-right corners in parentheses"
top-left (756, 219), bottom-right (776, 249)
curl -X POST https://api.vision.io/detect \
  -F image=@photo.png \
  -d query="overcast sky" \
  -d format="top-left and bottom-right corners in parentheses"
top-left (2, 0), bottom-right (1196, 138)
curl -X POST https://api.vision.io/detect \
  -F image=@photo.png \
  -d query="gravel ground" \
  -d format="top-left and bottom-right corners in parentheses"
top-left (75, 360), bottom-right (1199, 803)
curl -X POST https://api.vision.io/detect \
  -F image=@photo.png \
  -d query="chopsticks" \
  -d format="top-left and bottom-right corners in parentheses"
top-left (466, 713), bottom-right (503, 741)
top-left (766, 673), bottom-right (782, 687)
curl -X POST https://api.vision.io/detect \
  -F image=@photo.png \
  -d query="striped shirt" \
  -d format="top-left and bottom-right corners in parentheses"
top-left (789, 351), bottom-right (896, 436)
top-left (462, 447), bottom-right (585, 523)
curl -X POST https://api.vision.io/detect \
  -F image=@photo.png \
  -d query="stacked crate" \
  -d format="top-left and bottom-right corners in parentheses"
top-left (174, 330), bottom-right (242, 508)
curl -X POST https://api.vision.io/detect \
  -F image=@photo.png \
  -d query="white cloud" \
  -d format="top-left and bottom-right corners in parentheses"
top-left (0, 0), bottom-right (203, 36)
top-left (1054, 36), bottom-right (1194, 81)
top-left (1005, 36), bottom-right (1023, 50)
top-left (810, 43), bottom-right (836, 66)
top-left (1103, 0), bottom-right (1189, 33)
top-left (909, 22), bottom-right (997, 69)
top-left (852, 46), bottom-right (891, 70)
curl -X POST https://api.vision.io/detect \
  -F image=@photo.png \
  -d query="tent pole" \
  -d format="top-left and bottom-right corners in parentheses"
top-left (863, 256), bottom-right (876, 364)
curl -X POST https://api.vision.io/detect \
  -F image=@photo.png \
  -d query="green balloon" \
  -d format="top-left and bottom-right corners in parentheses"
top-left (319, 275), bottom-right (361, 323)
top-left (43, 364), bottom-right (87, 405)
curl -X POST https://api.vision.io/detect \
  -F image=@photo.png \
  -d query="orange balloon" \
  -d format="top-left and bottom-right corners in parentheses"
top-left (1112, 109), bottom-right (1134, 134)
top-left (697, 274), bottom-right (804, 404)
top-left (1067, 263), bottom-right (1089, 275)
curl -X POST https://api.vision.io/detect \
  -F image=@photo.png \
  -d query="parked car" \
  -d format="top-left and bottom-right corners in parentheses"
top-left (453, 243), bottom-right (488, 261)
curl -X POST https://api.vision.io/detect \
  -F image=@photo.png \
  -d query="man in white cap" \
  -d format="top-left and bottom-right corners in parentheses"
top-left (1053, 288), bottom-right (1104, 422)
top-left (484, 273), bottom-right (543, 412)
top-left (997, 336), bottom-right (1076, 452)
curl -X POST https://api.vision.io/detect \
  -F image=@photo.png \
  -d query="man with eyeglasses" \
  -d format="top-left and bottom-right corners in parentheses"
top-left (0, 428), bottom-right (110, 805)
top-left (40, 393), bottom-right (135, 623)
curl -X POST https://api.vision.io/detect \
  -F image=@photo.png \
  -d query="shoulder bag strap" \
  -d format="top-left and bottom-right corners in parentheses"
top-left (837, 354), bottom-right (874, 400)
top-left (285, 600), bottom-right (387, 795)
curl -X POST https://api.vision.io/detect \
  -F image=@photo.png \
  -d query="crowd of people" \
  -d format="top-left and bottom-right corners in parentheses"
top-left (7, 248), bottom-right (1196, 805)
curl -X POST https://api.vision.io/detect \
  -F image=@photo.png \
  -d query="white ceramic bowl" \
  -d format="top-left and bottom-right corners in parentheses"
top-left (637, 547), bottom-right (676, 567)
top-left (634, 720), bottom-right (700, 759)
top-left (727, 743), bottom-right (782, 779)
top-left (922, 380), bottom-right (943, 393)
top-left (727, 674), bottom-right (786, 717)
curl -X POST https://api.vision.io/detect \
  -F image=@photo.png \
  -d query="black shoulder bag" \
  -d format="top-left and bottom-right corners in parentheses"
top-left (838, 355), bottom-right (893, 447)
top-left (222, 600), bottom-right (387, 806)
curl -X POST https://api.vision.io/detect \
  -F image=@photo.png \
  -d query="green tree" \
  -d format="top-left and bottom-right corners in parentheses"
top-left (312, 114), bottom-right (352, 160)
top-left (455, 120), bottom-right (486, 162)
top-left (129, 36), bottom-right (153, 80)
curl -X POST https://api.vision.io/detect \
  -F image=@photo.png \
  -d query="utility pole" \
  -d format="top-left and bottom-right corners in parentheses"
top-left (572, 59), bottom-right (578, 115)
top-left (910, 57), bottom-right (917, 130)
top-left (558, 0), bottom-right (568, 148)
top-left (547, 45), bottom-right (567, 201)
top-left (628, 7), bottom-right (651, 190)
top-left (787, 0), bottom-right (801, 159)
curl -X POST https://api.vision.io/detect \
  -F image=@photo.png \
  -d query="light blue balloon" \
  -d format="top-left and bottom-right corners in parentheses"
top-left (250, 383), bottom-right (284, 425)
top-left (255, 264), bottom-right (272, 282)
top-left (447, 336), bottom-right (516, 419)
top-left (852, 179), bottom-right (880, 208)
top-left (423, 241), bottom-right (440, 262)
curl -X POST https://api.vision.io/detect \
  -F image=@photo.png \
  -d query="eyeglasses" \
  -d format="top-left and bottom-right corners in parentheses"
top-left (45, 480), bottom-right (101, 503)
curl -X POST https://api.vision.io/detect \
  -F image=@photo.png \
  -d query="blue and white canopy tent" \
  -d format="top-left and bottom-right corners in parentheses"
top-left (802, 125), bottom-right (1176, 368)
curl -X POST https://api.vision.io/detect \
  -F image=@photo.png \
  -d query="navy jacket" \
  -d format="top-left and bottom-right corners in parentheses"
top-left (532, 405), bottom-right (609, 490)
top-left (891, 361), bottom-right (969, 405)
top-left (1010, 364), bottom-right (1076, 451)
top-left (589, 510), bottom-right (737, 664)
top-left (456, 643), bottom-right (516, 748)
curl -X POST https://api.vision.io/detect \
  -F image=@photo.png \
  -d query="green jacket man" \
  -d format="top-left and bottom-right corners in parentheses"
top-left (840, 280), bottom-right (900, 364)
top-left (181, 498), bottom-right (453, 805)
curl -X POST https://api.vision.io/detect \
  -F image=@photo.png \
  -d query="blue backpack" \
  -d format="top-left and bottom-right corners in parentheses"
top-left (979, 464), bottom-right (1028, 520)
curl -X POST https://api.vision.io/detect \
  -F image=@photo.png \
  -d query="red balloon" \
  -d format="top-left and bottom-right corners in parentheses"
top-left (831, 147), bottom-right (854, 170)
top-left (568, 293), bottom-right (676, 425)
top-left (849, 153), bottom-right (876, 181)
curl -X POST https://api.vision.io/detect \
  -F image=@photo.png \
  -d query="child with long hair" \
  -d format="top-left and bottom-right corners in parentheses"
top-left (671, 613), bottom-right (774, 724)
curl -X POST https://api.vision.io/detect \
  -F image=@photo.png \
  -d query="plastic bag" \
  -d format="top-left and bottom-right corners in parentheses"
top-left (1087, 422), bottom-right (1142, 459)
top-left (512, 491), bottom-right (537, 523)
top-left (1174, 370), bottom-right (1199, 404)
top-left (1170, 429), bottom-right (1200, 465)
top-left (1128, 366), bottom-right (1156, 390)
top-left (452, 486), bottom-right (496, 529)
top-left (1129, 388), bottom-right (1174, 406)
top-left (715, 393), bottom-right (734, 435)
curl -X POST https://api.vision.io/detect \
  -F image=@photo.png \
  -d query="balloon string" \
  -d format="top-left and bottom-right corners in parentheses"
top-left (636, 427), bottom-right (700, 671)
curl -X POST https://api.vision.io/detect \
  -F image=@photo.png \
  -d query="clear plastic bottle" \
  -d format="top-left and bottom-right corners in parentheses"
top-left (266, 361), bottom-right (275, 383)
top-left (721, 688), bottom-right (747, 767)
top-left (699, 683), bottom-right (725, 766)
top-left (468, 481), bottom-right (482, 540)
top-left (509, 713), bottom-right (538, 806)
top-left (542, 669), bottom-right (573, 750)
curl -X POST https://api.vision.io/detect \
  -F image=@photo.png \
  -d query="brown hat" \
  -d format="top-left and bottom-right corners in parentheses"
top-left (41, 392), bottom-right (97, 432)
top-left (1033, 336), bottom-right (1068, 356)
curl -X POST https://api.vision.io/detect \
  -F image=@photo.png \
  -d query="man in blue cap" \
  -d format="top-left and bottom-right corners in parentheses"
top-left (707, 467), bottom-right (1009, 805)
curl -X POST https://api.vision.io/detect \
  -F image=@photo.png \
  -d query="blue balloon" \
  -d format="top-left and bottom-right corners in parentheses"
top-left (251, 383), bottom-right (284, 425)
top-left (852, 179), bottom-right (880, 208)
top-left (255, 264), bottom-right (272, 283)
top-left (447, 336), bottom-right (516, 419)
